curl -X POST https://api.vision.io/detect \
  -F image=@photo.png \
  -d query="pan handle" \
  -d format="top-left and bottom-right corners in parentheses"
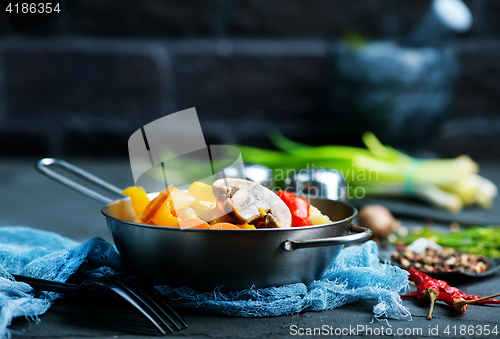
top-left (36, 158), bottom-right (125, 205)
top-left (282, 225), bottom-right (372, 251)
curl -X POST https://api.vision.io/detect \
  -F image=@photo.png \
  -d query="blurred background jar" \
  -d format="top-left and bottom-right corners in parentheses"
top-left (333, 42), bottom-right (458, 152)
top-left (332, 0), bottom-right (472, 152)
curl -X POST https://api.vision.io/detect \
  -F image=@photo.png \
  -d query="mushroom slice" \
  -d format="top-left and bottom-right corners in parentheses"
top-left (212, 178), bottom-right (292, 228)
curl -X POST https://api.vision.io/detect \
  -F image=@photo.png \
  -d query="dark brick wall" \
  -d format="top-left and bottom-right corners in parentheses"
top-left (451, 40), bottom-right (500, 116)
top-left (230, 0), bottom-right (398, 38)
top-left (69, 0), bottom-right (220, 36)
top-left (0, 0), bottom-right (499, 159)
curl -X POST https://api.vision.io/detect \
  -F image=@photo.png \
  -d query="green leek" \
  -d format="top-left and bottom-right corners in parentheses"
top-left (236, 132), bottom-right (497, 212)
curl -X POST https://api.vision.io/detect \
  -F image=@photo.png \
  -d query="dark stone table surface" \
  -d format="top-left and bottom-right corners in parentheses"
top-left (1, 157), bottom-right (499, 339)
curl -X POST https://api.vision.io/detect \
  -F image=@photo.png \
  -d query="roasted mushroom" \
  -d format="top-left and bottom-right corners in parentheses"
top-left (212, 178), bottom-right (292, 228)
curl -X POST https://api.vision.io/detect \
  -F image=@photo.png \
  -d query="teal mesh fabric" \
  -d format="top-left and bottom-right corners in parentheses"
top-left (0, 227), bottom-right (122, 338)
top-left (0, 227), bottom-right (410, 338)
top-left (157, 241), bottom-right (411, 320)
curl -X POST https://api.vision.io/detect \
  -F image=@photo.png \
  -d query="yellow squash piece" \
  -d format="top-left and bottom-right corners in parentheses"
top-left (238, 223), bottom-right (256, 230)
top-left (122, 186), bottom-right (150, 217)
top-left (188, 181), bottom-right (217, 203)
top-left (188, 182), bottom-right (219, 222)
top-left (152, 193), bottom-right (196, 227)
top-left (152, 206), bottom-right (180, 227)
top-left (169, 190), bottom-right (196, 210)
top-left (309, 205), bottom-right (331, 225)
top-left (191, 200), bottom-right (218, 221)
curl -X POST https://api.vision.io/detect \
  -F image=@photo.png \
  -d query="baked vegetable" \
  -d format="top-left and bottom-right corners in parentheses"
top-left (276, 190), bottom-right (313, 227)
top-left (122, 179), bottom-right (331, 229)
top-left (212, 178), bottom-right (292, 228)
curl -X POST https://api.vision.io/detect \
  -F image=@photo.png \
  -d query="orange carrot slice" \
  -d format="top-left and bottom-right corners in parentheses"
top-left (135, 185), bottom-right (173, 224)
top-left (179, 218), bottom-right (210, 229)
top-left (209, 223), bottom-right (241, 230)
top-left (171, 210), bottom-right (188, 220)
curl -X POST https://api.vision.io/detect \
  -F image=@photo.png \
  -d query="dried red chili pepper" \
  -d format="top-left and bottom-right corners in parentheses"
top-left (401, 290), bottom-right (468, 313)
top-left (434, 278), bottom-right (500, 304)
top-left (277, 190), bottom-right (313, 227)
top-left (434, 278), bottom-right (500, 312)
top-left (402, 270), bottom-right (500, 315)
top-left (437, 291), bottom-right (468, 313)
top-left (408, 269), bottom-right (440, 320)
top-left (400, 291), bottom-right (418, 299)
top-left (453, 292), bottom-right (500, 312)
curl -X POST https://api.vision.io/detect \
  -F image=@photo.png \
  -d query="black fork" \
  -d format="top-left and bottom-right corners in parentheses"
top-left (12, 274), bottom-right (187, 336)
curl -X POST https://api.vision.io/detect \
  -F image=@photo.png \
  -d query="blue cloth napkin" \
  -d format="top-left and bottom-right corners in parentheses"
top-left (0, 226), bottom-right (411, 338)
top-left (0, 227), bottom-right (123, 338)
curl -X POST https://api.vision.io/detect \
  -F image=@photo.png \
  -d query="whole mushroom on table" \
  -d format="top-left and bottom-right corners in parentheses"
top-left (357, 205), bottom-right (400, 239)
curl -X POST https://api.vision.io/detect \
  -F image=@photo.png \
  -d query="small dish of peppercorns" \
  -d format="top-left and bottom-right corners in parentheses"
top-left (390, 239), bottom-right (500, 278)
top-left (392, 244), bottom-right (489, 273)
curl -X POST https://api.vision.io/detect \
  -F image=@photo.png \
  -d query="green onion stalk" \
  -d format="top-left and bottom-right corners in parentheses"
top-left (395, 226), bottom-right (500, 258)
top-left (236, 132), bottom-right (497, 212)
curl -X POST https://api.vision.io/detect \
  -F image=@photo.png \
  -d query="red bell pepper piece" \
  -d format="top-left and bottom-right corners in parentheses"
top-left (277, 190), bottom-right (313, 227)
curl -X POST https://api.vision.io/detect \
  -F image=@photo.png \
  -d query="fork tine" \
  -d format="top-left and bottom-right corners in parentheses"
top-left (14, 274), bottom-right (182, 335)
top-left (154, 296), bottom-right (188, 330)
top-left (119, 276), bottom-right (187, 329)
top-left (98, 280), bottom-right (171, 335)
top-left (115, 276), bottom-right (188, 330)
top-left (106, 277), bottom-right (176, 333)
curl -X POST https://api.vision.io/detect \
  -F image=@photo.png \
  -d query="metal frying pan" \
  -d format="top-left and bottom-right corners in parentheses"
top-left (36, 158), bottom-right (372, 291)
